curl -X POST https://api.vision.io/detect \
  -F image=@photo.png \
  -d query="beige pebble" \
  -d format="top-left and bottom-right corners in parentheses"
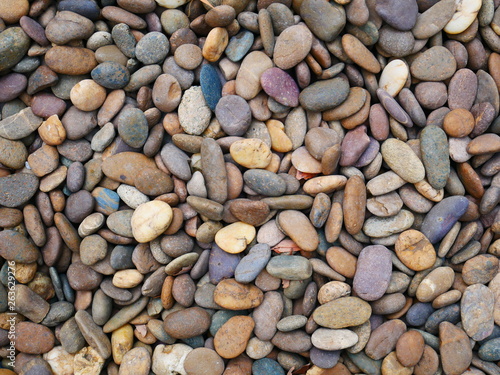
top-left (113, 269), bottom-right (144, 288)
top-left (70, 79), bottom-right (107, 112)
top-left (215, 221), bottom-right (256, 254)
top-left (229, 138), bottom-right (272, 169)
top-left (131, 201), bottom-right (173, 243)
top-left (378, 60), bottom-right (408, 97)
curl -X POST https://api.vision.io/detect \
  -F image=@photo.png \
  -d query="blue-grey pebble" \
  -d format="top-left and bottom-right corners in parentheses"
top-left (421, 196), bottom-right (470, 243)
top-left (110, 245), bottom-right (135, 270)
top-left (182, 335), bottom-right (205, 349)
top-left (41, 301), bottom-right (75, 327)
top-left (479, 337), bottom-right (500, 361)
top-left (310, 347), bottom-right (340, 369)
top-left (235, 243), bottom-right (271, 283)
top-left (243, 169), bottom-right (287, 197)
top-left (160, 143), bottom-right (192, 181)
top-left (135, 32), bottom-right (170, 65)
top-left (252, 358), bottom-right (285, 375)
top-left (58, 0), bottom-right (101, 20)
top-left (200, 64), bottom-right (222, 111)
top-left (117, 107), bottom-right (148, 148)
top-left (225, 31), bottom-right (255, 62)
top-left (479, 325), bottom-right (500, 345)
top-left (347, 351), bottom-right (382, 375)
top-left (420, 125), bottom-right (450, 190)
top-left (424, 304), bottom-right (460, 335)
top-left (91, 62), bottom-right (130, 89)
top-left (209, 244), bottom-right (240, 284)
top-left (405, 302), bottom-right (435, 327)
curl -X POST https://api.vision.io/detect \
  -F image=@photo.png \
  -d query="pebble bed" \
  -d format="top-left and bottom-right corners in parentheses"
top-left (0, 0), bottom-right (500, 374)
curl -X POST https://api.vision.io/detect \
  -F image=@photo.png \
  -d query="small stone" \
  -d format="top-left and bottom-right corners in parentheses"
top-left (311, 328), bottom-right (358, 351)
top-left (230, 138), bottom-right (272, 169)
top-left (395, 229), bottom-right (436, 271)
top-left (131, 201), bottom-right (173, 243)
top-left (214, 316), bottom-right (255, 359)
top-left (213, 278), bottom-right (263, 310)
top-left (440, 322), bottom-right (473, 375)
top-left (381, 138), bottom-right (425, 183)
top-left (416, 266), bottom-right (455, 303)
top-left (353, 245), bottom-right (392, 301)
top-left (313, 297), bottom-right (372, 329)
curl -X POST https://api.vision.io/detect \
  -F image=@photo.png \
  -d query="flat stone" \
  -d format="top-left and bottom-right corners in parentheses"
top-left (313, 297), bottom-right (372, 329)
top-left (420, 125), bottom-right (450, 189)
top-left (273, 24), bottom-right (312, 69)
top-left (375, 0), bottom-right (418, 30)
top-left (381, 138), bottom-right (425, 183)
top-left (0, 173), bottom-right (39, 208)
top-left (213, 278), bottom-right (263, 310)
top-left (353, 245), bottom-right (392, 301)
top-left (178, 86), bottom-right (211, 135)
top-left (0, 107), bottom-right (43, 140)
top-left (0, 27), bottom-right (30, 72)
top-left (277, 210), bottom-right (319, 252)
top-left (440, 322), bottom-right (472, 375)
top-left (410, 46), bottom-right (457, 81)
top-left (214, 316), bottom-right (255, 359)
top-left (312, 328), bottom-right (358, 351)
top-left (365, 319), bottom-right (406, 360)
top-left (461, 284), bottom-right (495, 341)
top-left (266, 255), bottom-right (313, 280)
top-left (261, 67), bottom-right (299, 107)
top-left (420, 196), bottom-right (470, 243)
top-left (395, 229), bottom-right (436, 271)
top-left (363, 209), bottom-right (414, 238)
top-left (300, 0), bottom-right (345, 42)
top-left (416, 266), bottom-right (455, 303)
top-left (163, 307), bottom-right (211, 339)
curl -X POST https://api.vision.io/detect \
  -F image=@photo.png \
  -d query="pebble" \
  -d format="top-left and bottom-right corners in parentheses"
top-left (365, 319), bottom-right (407, 360)
top-left (261, 68), bottom-right (299, 107)
top-left (353, 245), bottom-right (392, 301)
top-left (311, 328), bottom-right (358, 351)
top-left (273, 24), bottom-right (312, 70)
top-left (396, 330), bottom-right (425, 367)
top-left (214, 316), bottom-right (255, 359)
top-left (313, 297), bottom-right (372, 329)
top-left (91, 62), bottom-right (130, 89)
top-left (301, 0), bottom-right (345, 42)
top-left (440, 322), bottom-right (473, 375)
top-left (230, 138), bottom-right (272, 169)
top-left (381, 138), bottom-right (425, 183)
top-left (131, 201), bottom-right (173, 243)
top-left (375, 0), bottom-right (418, 31)
top-left (416, 266), bottom-right (455, 303)
top-left (277, 210), bottom-right (319, 251)
top-left (461, 284), bottom-right (495, 341)
top-left (266, 255), bottom-right (313, 280)
top-left (213, 279), bottom-right (263, 310)
top-left (0, 0), bottom-right (499, 373)
top-left (235, 243), bottom-right (271, 283)
top-left (395, 229), bottom-right (436, 271)
top-left (420, 196), bottom-right (470, 243)
top-left (163, 307), bottom-right (211, 339)
top-left (15, 322), bottom-right (55, 354)
top-left (0, 27), bottom-right (30, 72)
top-left (299, 77), bottom-right (350, 112)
